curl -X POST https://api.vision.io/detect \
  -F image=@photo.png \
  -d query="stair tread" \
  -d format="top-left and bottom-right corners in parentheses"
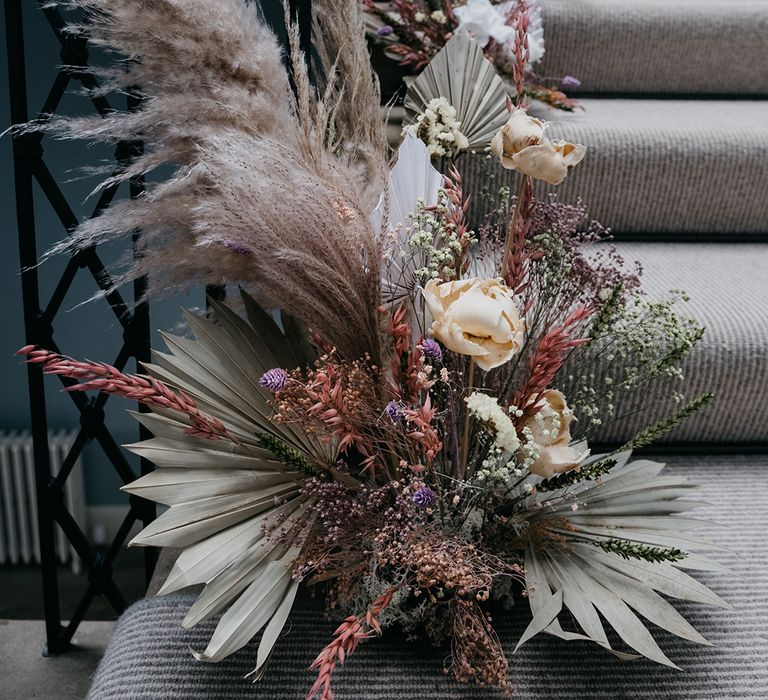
top-left (538, 0), bottom-right (768, 95)
top-left (591, 242), bottom-right (768, 444)
top-left (88, 453), bottom-right (768, 698)
top-left (464, 98), bottom-right (768, 235)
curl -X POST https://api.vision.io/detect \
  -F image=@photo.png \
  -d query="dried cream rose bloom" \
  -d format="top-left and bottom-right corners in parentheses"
top-left (490, 108), bottom-right (586, 185)
top-left (422, 277), bottom-right (524, 371)
top-left (523, 389), bottom-right (589, 478)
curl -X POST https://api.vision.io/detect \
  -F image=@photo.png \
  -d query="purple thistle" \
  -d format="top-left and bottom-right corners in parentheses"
top-left (385, 400), bottom-right (404, 423)
top-left (223, 239), bottom-right (254, 256)
top-left (561, 75), bottom-right (581, 89)
top-left (420, 338), bottom-right (443, 364)
top-left (259, 368), bottom-right (288, 393)
top-left (377, 25), bottom-right (394, 37)
top-left (412, 486), bottom-right (438, 510)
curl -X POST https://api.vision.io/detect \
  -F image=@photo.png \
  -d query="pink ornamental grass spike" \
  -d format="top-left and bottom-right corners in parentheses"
top-left (307, 587), bottom-right (397, 700)
top-left (511, 1), bottom-right (530, 103)
top-left (513, 305), bottom-right (593, 415)
top-left (17, 346), bottom-right (234, 442)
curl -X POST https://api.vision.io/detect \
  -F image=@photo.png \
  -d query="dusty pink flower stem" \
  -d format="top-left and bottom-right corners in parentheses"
top-left (17, 345), bottom-right (233, 442)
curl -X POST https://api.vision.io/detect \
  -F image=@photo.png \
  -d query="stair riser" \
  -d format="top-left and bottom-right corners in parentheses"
top-left (538, 0), bottom-right (768, 95)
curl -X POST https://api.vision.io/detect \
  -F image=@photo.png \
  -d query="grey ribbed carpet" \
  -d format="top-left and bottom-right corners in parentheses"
top-left (459, 99), bottom-right (768, 234)
top-left (88, 455), bottom-right (768, 699)
top-left (588, 243), bottom-right (768, 445)
top-left (537, 0), bottom-right (768, 95)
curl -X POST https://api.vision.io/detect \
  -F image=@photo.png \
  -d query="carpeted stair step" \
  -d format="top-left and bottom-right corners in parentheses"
top-left (86, 454), bottom-right (768, 699)
top-left (538, 0), bottom-right (768, 95)
top-left (460, 98), bottom-right (768, 235)
top-left (590, 242), bottom-right (768, 446)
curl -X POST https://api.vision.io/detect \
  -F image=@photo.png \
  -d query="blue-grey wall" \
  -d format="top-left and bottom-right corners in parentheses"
top-left (2, 3), bottom-right (288, 506)
top-left (0, 4), bottom-right (221, 506)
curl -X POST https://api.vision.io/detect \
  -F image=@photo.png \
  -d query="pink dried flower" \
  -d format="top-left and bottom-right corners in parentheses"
top-left (17, 346), bottom-right (233, 442)
top-left (307, 587), bottom-right (398, 700)
top-left (403, 395), bottom-right (443, 465)
top-left (514, 305), bottom-right (593, 414)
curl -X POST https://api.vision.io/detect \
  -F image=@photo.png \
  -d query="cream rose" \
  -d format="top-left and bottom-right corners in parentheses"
top-left (490, 108), bottom-right (586, 185)
top-left (422, 277), bottom-right (524, 371)
top-left (522, 389), bottom-right (589, 478)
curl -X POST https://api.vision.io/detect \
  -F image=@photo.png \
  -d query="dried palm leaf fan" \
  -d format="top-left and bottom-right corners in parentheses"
top-left (518, 453), bottom-right (729, 666)
top-left (121, 291), bottom-right (329, 678)
top-left (404, 32), bottom-right (509, 149)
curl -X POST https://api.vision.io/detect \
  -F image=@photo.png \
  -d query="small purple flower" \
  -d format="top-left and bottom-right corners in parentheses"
top-left (259, 368), bottom-right (288, 393)
top-left (223, 239), bottom-right (254, 256)
top-left (412, 486), bottom-right (438, 510)
top-left (377, 25), bottom-right (394, 37)
top-left (420, 338), bottom-right (443, 364)
top-left (561, 75), bottom-right (581, 89)
top-left (385, 400), bottom-right (404, 423)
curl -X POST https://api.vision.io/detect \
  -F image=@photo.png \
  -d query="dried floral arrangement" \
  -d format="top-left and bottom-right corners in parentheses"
top-left (363, 0), bottom-right (580, 111)
top-left (18, 1), bottom-right (725, 698)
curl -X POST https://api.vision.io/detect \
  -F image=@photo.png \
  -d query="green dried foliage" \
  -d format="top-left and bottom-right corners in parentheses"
top-left (256, 433), bottom-right (321, 477)
top-left (619, 394), bottom-right (714, 451)
top-left (596, 538), bottom-right (687, 564)
top-left (536, 457), bottom-right (617, 492)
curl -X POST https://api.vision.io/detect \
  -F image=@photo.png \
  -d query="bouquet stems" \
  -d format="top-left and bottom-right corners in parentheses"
top-left (459, 357), bottom-right (476, 479)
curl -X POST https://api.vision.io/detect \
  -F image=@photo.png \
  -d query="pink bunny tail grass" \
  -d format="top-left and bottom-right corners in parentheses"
top-left (514, 305), bottom-right (594, 413)
top-left (306, 587), bottom-right (397, 700)
top-left (510, 1), bottom-right (530, 102)
top-left (17, 346), bottom-right (233, 442)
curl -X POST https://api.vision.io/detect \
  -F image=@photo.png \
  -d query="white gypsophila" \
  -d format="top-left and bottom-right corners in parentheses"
top-left (465, 391), bottom-right (520, 452)
top-left (405, 97), bottom-right (470, 158)
top-left (431, 10), bottom-right (447, 24)
top-left (454, 0), bottom-right (516, 48)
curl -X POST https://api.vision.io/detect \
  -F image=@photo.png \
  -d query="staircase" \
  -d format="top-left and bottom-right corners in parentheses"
top-left (84, 3), bottom-right (768, 698)
top-left (533, 0), bottom-right (768, 448)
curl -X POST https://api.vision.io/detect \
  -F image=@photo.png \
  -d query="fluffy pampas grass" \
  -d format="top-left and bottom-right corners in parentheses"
top-left (32, 0), bottom-right (387, 362)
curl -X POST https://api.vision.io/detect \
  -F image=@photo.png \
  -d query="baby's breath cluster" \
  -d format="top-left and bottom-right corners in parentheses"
top-left (562, 291), bottom-right (704, 437)
top-left (406, 193), bottom-right (477, 284)
top-left (465, 392), bottom-right (520, 452)
top-left (407, 97), bottom-right (470, 158)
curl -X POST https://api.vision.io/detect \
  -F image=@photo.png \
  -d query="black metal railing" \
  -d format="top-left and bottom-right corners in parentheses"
top-left (4, 0), bottom-right (313, 657)
top-left (4, 0), bottom-right (156, 655)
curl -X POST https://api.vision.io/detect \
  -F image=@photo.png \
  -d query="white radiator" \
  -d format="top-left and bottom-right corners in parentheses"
top-left (0, 431), bottom-right (86, 574)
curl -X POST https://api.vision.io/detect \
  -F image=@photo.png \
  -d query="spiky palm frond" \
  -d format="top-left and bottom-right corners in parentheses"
top-left (404, 33), bottom-right (509, 150)
top-left (518, 454), bottom-right (728, 666)
top-left (371, 131), bottom-right (444, 304)
top-left (121, 292), bottom-right (326, 679)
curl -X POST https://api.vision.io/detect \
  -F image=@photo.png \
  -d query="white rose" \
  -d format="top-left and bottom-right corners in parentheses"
top-left (523, 390), bottom-right (589, 478)
top-left (454, 0), bottom-right (516, 48)
top-left (490, 108), bottom-right (586, 185)
top-left (422, 277), bottom-right (524, 371)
